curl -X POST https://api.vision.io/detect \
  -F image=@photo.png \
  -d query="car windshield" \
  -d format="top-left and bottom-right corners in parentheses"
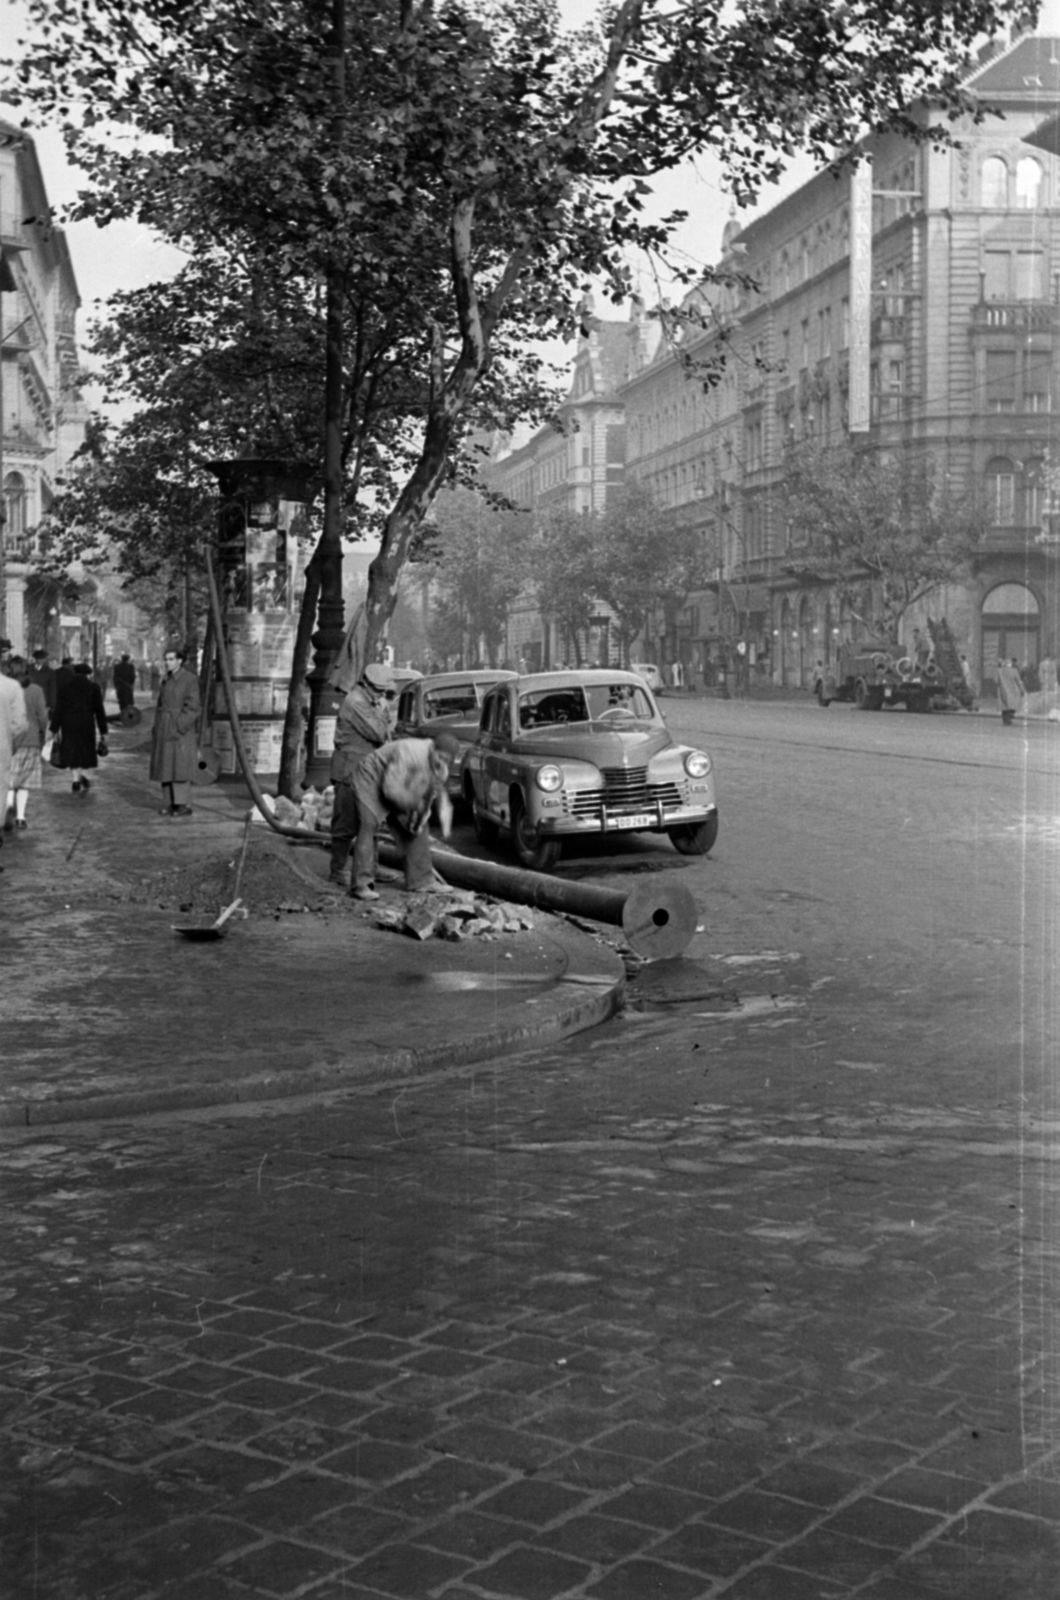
top-left (518, 683), bottom-right (654, 728)
top-left (423, 684), bottom-right (482, 719)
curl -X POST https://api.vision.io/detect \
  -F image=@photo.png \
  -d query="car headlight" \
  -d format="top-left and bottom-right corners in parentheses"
top-left (684, 750), bottom-right (712, 778)
top-left (535, 764), bottom-right (563, 793)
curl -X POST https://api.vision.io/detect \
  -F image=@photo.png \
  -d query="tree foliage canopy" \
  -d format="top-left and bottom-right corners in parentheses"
top-left (9, 0), bottom-right (1034, 666)
top-left (778, 442), bottom-right (988, 637)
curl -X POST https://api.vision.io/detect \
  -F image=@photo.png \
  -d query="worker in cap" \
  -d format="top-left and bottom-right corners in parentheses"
top-left (329, 658), bottom-right (398, 888)
top-left (350, 730), bottom-right (462, 900)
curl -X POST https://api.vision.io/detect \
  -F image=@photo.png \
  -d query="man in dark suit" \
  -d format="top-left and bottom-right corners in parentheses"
top-left (28, 650), bottom-right (57, 712)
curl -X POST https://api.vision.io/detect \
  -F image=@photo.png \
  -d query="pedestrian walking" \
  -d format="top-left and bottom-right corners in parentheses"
top-left (329, 661), bottom-right (397, 890)
top-left (113, 653), bottom-right (137, 714)
top-left (4, 658), bottom-right (49, 831)
top-left (27, 649), bottom-right (57, 712)
top-left (350, 733), bottom-right (460, 900)
top-left (149, 647), bottom-right (201, 816)
top-left (50, 662), bottom-right (108, 794)
top-left (0, 659), bottom-right (29, 870)
top-left (996, 657), bottom-right (1024, 726)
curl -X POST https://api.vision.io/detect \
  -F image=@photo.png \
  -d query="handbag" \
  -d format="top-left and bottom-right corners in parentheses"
top-left (97, 738), bottom-right (109, 757)
top-left (49, 734), bottom-right (63, 769)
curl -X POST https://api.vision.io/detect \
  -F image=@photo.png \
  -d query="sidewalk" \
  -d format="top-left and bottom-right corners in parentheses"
top-left (0, 704), bottom-right (624, 1126)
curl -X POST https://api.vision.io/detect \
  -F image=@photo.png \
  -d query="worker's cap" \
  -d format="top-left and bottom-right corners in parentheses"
top-left (431, 731), bottom-right (462, 763)
top-left (362, 661), bottom-right (396, 692)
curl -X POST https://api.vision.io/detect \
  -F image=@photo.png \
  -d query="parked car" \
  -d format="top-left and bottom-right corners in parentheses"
top-left (630, 661), bottom-right (665, 694)
top-left (461, 669), bottom-right (718, 870)
top-left (395, 669), bottom-right (517, 798)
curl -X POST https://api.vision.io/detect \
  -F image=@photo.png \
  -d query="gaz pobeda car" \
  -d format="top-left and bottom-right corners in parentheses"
top-left (395, 669), bottom-right (517, 799)
top-left (461, 669), bottom-right (718, 871)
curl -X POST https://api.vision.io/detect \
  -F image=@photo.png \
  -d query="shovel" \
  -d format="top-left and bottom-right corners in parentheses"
top-left (173, 809), bottom-right (252, 942)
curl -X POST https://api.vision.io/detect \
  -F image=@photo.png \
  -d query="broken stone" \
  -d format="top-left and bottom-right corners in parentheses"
top-left (404, 904), bottom-right (442, 941)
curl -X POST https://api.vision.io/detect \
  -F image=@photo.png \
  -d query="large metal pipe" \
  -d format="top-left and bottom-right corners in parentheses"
top-left (379, 842), bottom-right (699, 961)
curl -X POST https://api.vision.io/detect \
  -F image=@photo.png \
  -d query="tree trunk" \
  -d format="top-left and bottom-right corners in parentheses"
top-left (278, 556), bottom-right (321, 799)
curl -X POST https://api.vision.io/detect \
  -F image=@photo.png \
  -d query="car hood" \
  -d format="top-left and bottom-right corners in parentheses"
top-left (516, 724), bottom-right (673, 765)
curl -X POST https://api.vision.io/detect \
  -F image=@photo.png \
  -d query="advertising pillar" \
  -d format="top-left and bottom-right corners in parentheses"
top-left (206, 459), bottom-right (312, 777)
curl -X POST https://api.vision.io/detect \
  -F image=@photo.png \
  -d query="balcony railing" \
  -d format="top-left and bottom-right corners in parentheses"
top-left (971, 301), bottom-right (1059, 333)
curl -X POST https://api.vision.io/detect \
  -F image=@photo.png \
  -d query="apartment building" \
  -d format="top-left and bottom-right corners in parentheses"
top-left (486, 297), bottom-right (652, 668)
top-left (620, 26), bottom-right (1060, 692)
top-left (1, 119), bottom-right (87, 654)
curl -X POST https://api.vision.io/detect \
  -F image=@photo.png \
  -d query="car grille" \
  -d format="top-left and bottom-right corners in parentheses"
top-left (565, 765), bottom-right (683, 818)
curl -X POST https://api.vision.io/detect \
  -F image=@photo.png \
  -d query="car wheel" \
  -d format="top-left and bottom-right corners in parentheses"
top-left (668, 813), bottom-right (718, 856)
top-left (854, 677), bottom-right (870, 709)
top-left (511, 795), bottom-right (562, 872)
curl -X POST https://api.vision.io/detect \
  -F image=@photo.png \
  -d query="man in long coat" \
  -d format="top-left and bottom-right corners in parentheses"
top-left (113, 654), bottom-right (137, 713)
top-left (150, 646), bottom-right (201, 815)
top-left (996, 658), bottom-right (1025, 727)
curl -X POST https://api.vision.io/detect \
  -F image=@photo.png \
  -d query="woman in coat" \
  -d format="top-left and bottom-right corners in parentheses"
top-left (50, 662), bottom-right (108, 794)
top-left (150, 646), bottom-right (201, 816)
top-left (5, 657), bottom-right (49, 827)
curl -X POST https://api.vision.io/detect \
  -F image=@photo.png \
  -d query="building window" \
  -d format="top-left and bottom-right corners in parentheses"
top-left (800, 319), bottom-right (809, 369)
top-left (985, 457), bottom-right (1016, 525)
top-left (982, 156), bottom-right (1008, 207)
top-left (819, 306), bottom-right (831, 358)
top-left (985, 349), bottom-right (1016, 412)
top-left (1024, 459), bottom-right (1046, 527)
top-left (840, 297), bottom-right (850, 350)
top-left (3, 472), bottom-right (27, 542)
top-left (1023, 349), bottom-right (1051, 411)
top-left (1016, 157), bottom-right (1043, 209)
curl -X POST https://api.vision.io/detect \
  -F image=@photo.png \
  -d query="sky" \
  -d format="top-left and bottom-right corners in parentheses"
top-left (1, 0), bottom-right (821, 417)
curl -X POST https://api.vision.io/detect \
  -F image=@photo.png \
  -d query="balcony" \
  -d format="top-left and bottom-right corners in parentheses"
top-left (971, 301), bottom-right (1059, 333)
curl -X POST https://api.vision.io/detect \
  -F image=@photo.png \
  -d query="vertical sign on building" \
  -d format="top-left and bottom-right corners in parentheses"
top-left (849, 158), bottom-right (872, 434)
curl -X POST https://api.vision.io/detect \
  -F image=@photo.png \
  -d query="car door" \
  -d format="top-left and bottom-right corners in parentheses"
top-left (481, 688), bottom-right (515, 820)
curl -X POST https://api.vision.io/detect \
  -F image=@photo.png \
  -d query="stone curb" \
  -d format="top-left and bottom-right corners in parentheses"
top-left (0, 925), bottom-right (625, 1129)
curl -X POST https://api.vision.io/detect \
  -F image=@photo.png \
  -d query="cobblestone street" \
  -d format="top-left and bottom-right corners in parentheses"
top-left (4, 947), bottom-right (1058, 1599)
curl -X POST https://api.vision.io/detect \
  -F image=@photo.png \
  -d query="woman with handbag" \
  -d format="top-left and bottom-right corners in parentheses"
top-left (150, 646), bottom-right (201, 816)
top-left (5, 657), bottom-right (49, 828)
top-left (50, 662), bottom-right (109, 794)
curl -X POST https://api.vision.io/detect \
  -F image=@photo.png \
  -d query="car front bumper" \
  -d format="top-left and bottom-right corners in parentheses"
top-left (533, 800), bottom-right (716, 838)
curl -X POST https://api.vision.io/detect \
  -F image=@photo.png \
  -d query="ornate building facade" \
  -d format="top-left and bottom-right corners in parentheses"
top-left (619, 26), bottom-right (1060, 692)
top-left (486, 299), bottom-right (655, 669)
top-left (1, 119), bottom-right (87, 655)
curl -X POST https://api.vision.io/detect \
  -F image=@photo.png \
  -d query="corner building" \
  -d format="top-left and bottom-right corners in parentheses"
top-left (1, 120), bottom-right (87, 654)
top-left (620, 27), bottom-right (1060, 693)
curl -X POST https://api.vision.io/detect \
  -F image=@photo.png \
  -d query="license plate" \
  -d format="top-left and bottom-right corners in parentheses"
top-left (607, 811), bottom-right (654, 829)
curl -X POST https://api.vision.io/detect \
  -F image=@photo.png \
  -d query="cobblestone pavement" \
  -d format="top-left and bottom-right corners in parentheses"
top-left (3, 943), bottom-right (1058, 1600)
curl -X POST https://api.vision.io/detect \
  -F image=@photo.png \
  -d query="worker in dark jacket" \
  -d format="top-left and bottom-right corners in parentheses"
top-left (149, 647), bottom-right (201, 815)
top-left (328, 661), bottom-right (396, 889)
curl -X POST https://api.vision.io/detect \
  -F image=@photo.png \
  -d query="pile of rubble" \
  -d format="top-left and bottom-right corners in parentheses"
top-left (256, 787), bottom-right (334, 833)
top-left (369, 887), bottom-right (537, 943)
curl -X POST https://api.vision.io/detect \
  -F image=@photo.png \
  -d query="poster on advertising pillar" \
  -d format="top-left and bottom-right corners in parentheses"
top-left (207, 460), bottom-right (312, 777)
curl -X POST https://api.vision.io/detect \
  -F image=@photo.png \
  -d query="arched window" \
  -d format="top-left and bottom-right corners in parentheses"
top-left (1016, 157), bottom-right (1042, 209)
top-left (3, 472), bottom-right (26, 541)
top-left (985, 456), bottom-right (1016, 525)
top-left (982, 156), bottom-right (1008, 208)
